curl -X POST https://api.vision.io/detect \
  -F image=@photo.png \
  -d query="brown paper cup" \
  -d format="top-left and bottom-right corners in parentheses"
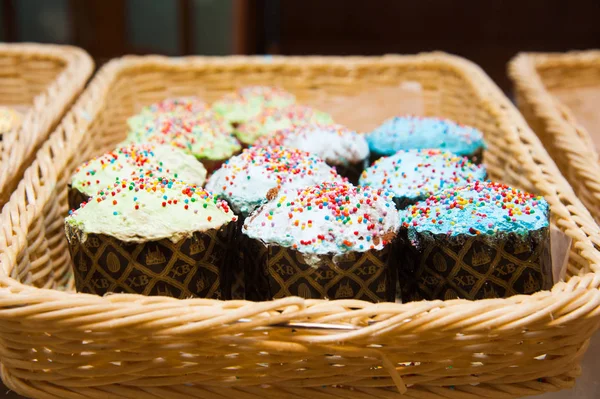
top-left (245, 238), bottom-right (396, 302)
top-left (66, 221), bottom-right (237, 299)
top-left (397, 227), bottom-right (552, 302)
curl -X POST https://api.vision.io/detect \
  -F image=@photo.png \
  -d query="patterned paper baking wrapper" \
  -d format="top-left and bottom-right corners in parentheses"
top-left (65, 221), bottom-right (237, 299)
top-left (370, 147), bottom-right (485, 166)
top-left (397, 227), bottom-right (552, 302)
top-left (332, 158), bottom-right (369, 185)
top-left (244, 237), bottom-right (397, 302)
top-left (68, 185), bottom-right (91, 211)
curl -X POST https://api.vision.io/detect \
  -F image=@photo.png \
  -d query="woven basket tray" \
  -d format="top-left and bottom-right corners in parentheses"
top-left (509, 51), bottom-right (600, 223)
top-left (1, 54), bottom-right (600, 399)
top-left (0, 43), bottom-right (93, 209)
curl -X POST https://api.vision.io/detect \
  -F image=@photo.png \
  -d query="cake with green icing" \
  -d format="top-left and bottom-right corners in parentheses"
top-left (127, 97), bottom-right (209, 132)
top-left (65, 177), bottom-right (238, 299)
top-left (235, 105), bottom-right (334, 146)
top-left (66, 177), bottom-right (235, 242)
top-left (212, 86), bottom-right (296, 126)
top-left (123, 113), bottom-right (241, 173)
top-left (69, 143), bottom-right (207, 210)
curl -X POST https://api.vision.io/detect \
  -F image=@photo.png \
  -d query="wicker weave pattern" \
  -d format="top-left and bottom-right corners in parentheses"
top-left (509, 51), bottom-right (600, 222)
top-left (0, 43), bottom-right (93, 208)
top-left (0, 54), bottom-right (599, 399)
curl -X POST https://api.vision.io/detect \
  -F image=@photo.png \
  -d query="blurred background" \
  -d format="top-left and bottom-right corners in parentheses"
top-left (0, 1), bottom-right (599, 398)
top-left (1, 0), bottom-right (600, 92)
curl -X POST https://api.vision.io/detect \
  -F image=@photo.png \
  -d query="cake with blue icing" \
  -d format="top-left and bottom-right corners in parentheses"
top-left (243, 182), bottom-right (399, 301)
top-left (366, 116), bottom-right (486, 163)
top-left (235, 105), bottom-right (334, 146)
top-left (68, 143), bottom-right (208, 210)
top-left (359, 149), bottom-right (486, 209)
top-left (254, 123), bottom-right (370, 183)
top-left (398, 180), bottom-right (552, 301)
top-left (205, 146), bottom-right (344, 218)
top-left (212, 86), bottom-right (296, 127)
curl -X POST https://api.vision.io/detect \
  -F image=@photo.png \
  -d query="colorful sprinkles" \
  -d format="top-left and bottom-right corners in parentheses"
top-left (244, 182), bottom-right (399, 254)
top-left (360, 149), bottom-right (486, 202)
top-left (126, 112), bottom-right (240, 160)
top-left (235, 105), bottom-right (334, 144)
top-left (254, 123), bottom-right (370, 165)
top-left (139, 96), bottom-right (208, 116)
top-left (70, 143), bottom-right (206, 196)
top-left (205, 146), bottom-right (344, 216)
top-left (215, 86), bottom-right (295, 108)
top-left (67, 176), bottom-right (236, 241)
top-left (401, 181), bottom-right (549, 236)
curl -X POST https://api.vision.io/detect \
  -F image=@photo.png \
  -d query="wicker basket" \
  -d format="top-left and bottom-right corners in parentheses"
top-left (0, 43), bottom-right (93, 208)
top-left (509, 51), bottom-right (600, 223)
top-left (1, 54), bottom-right (600, 399)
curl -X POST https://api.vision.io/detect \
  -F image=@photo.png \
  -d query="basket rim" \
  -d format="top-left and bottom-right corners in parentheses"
top-left (1, 52), bottom-right (599, 336)
top-left (508, 51), bottom-right (600, 221)
top-left (0, 42), bottom-right (94, 207)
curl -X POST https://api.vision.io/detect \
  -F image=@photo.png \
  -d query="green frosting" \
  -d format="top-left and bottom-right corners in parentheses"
top-left (123, 114), bottom-right (241, 161)
top-left (212, 86), bottom-right (296, 124)
top-left (66, 178), bottom-right (236, 243)
top-left (235, 105), bottom-right (334, 145)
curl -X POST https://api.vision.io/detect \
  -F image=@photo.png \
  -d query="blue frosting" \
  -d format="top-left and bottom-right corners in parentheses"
top-left (359, 149), bottom-right (486, 201)
top-left (367, 116), bottom-right (486, 157)
top-left (401, 181), bottom-right (549, 237)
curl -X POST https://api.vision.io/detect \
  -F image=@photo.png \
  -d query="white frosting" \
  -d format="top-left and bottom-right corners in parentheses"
top-left (66, 179), bottom-right (236, 243)
top-left (256, 124), bottom-right (370, 165)
top-left (243, 182), bottom-right (399, 255)
top-left (205, 146), bottom-right (344, 216)
top-left (70, 144), bottom-right (207, 198)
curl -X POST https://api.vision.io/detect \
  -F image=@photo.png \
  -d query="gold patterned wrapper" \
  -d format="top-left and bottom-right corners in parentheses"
top-left (397, 228), bottom-right (552, 302)
top-left (65, 221), bottom-right (237, 299)
top-left (245, 238), bottom-right (396, 302)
